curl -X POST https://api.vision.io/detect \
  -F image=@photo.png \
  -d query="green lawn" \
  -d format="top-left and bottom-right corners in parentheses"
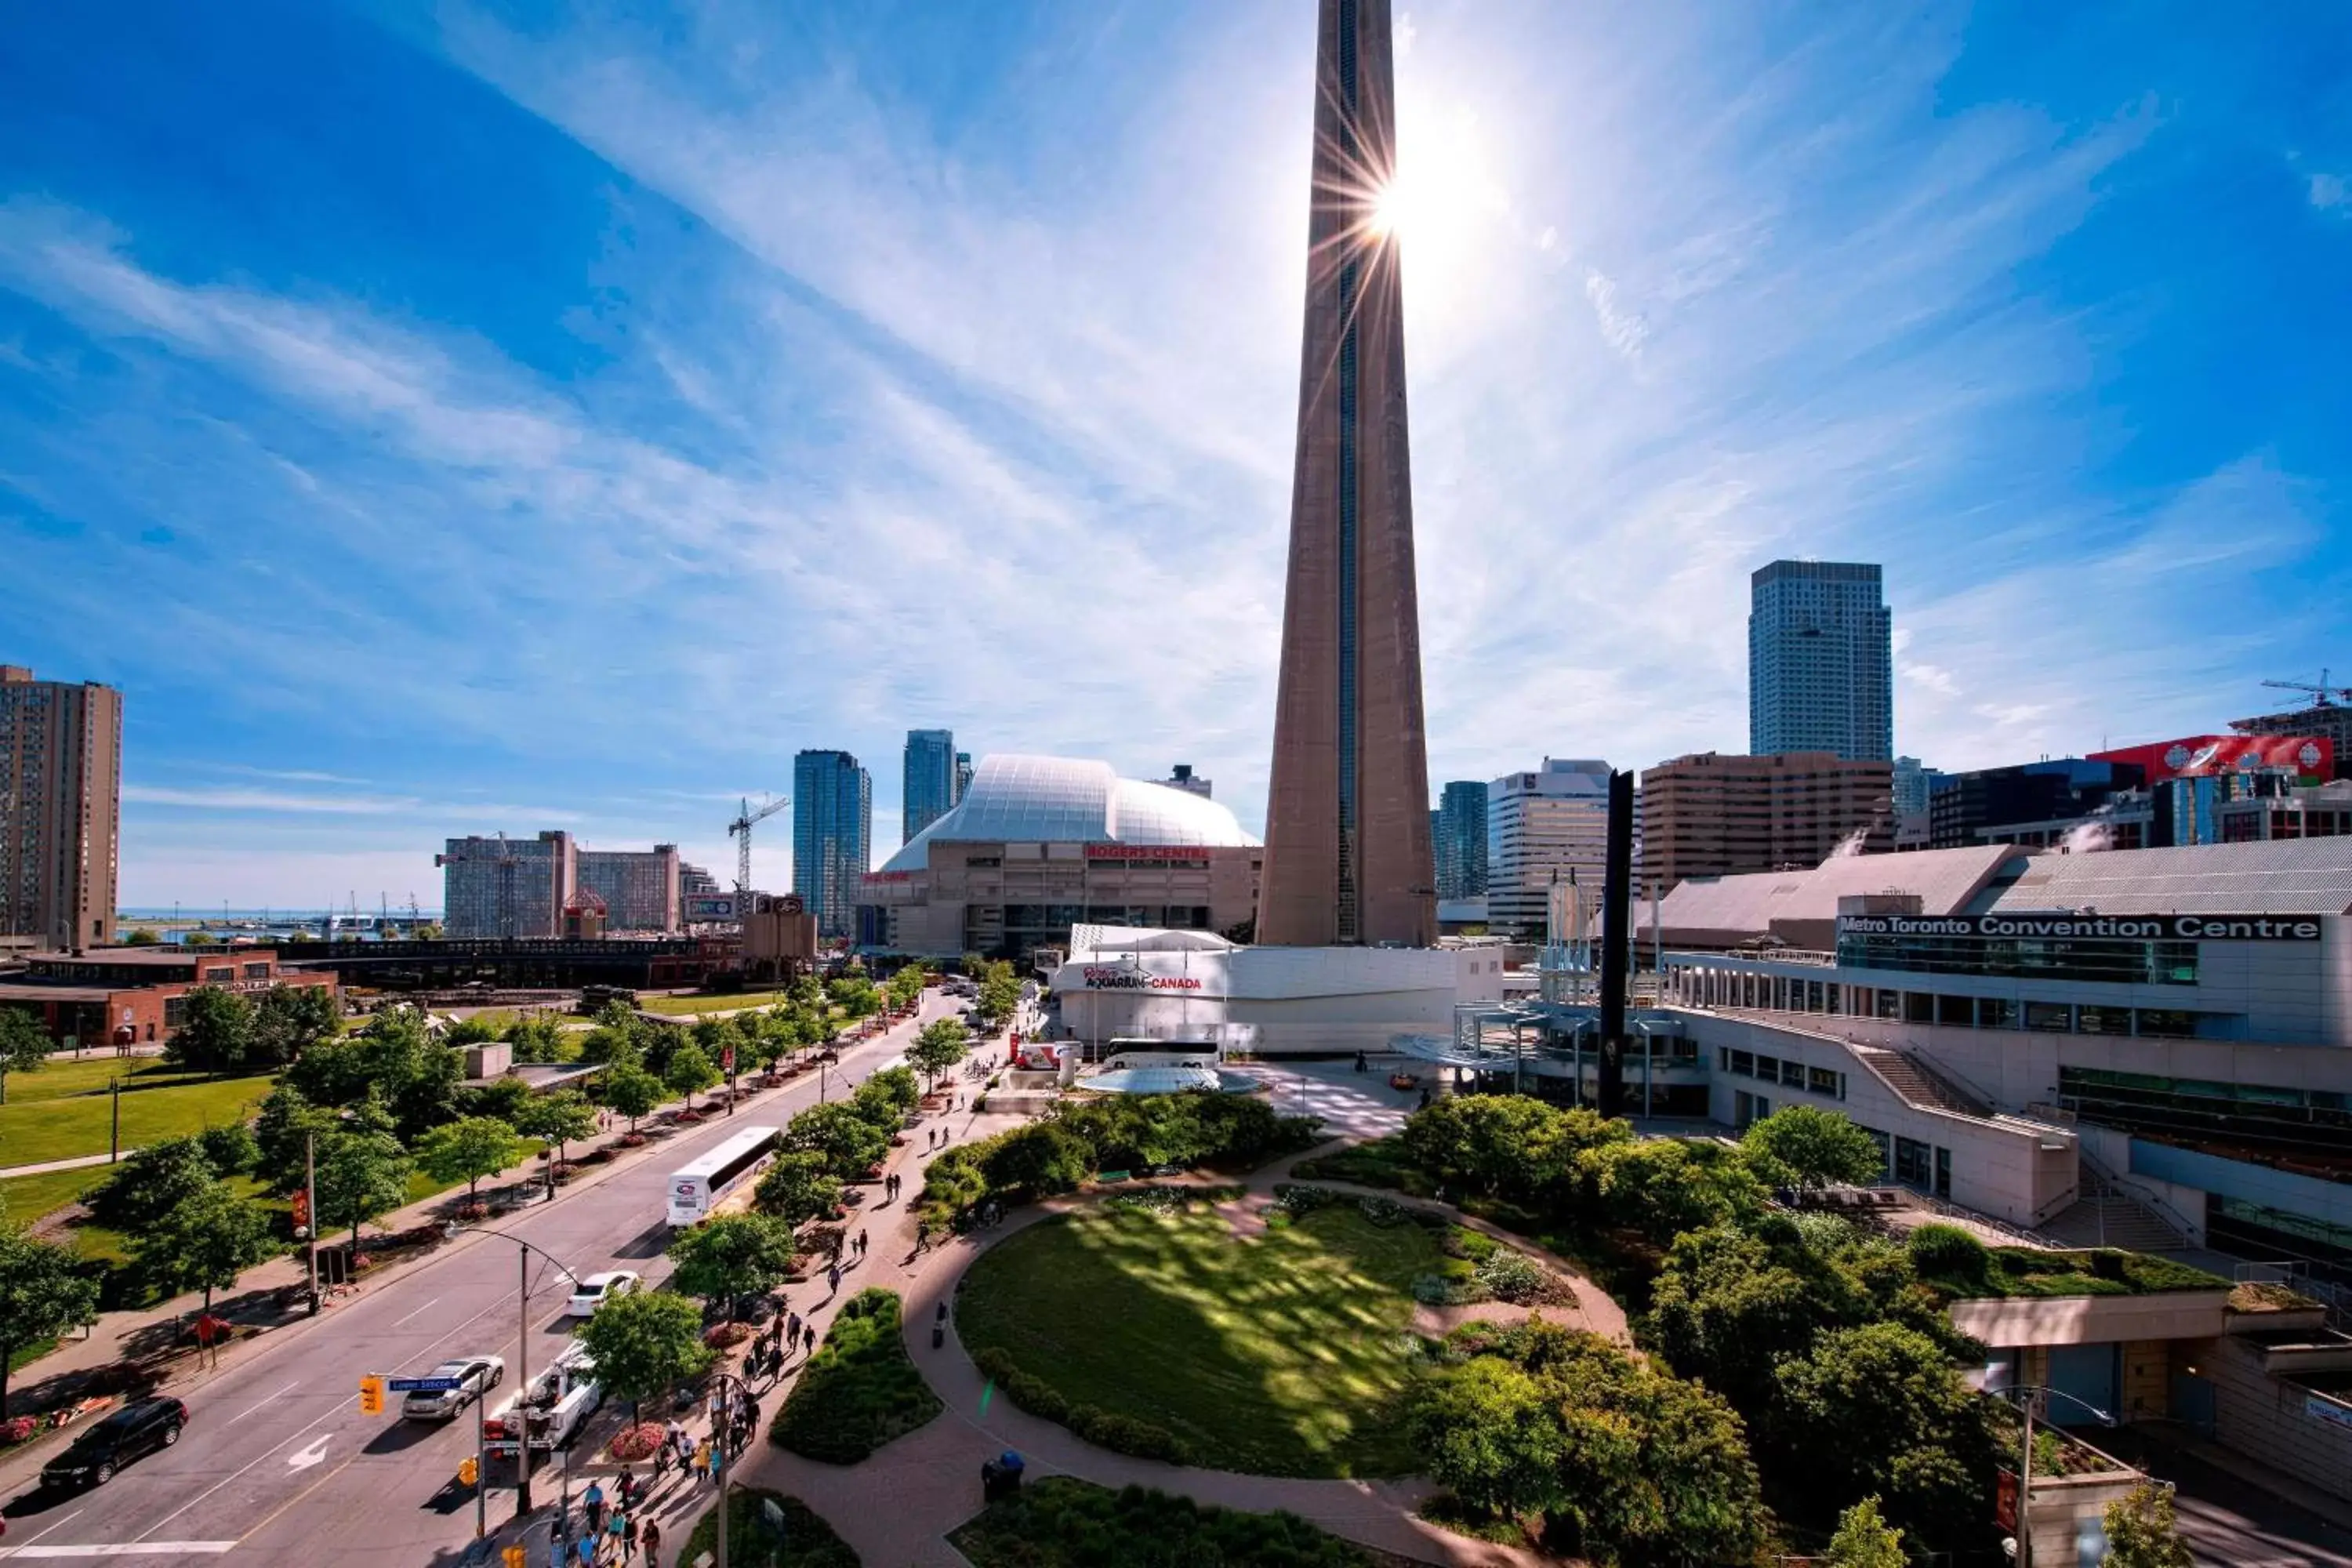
top-left (0, 1059), bottom-right (275, 1171)
top-left (639, 990), bottom-right (797, 1017)
top-left (951, 1477), bottom-right (1379, 1568)
top-left (0, 1165), bottom-right (113, 1229)
top-left (956, 1203), bottom-right (1443, 1478)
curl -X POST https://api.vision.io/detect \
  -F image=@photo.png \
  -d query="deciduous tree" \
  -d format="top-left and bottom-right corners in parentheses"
top-left (753, 1149), bottom-right (842, 1226)
top-left (254, 1080), bottom-right (336, 1195)
top-left (2102, 1480), bottom-right (2193, 1568)
top-left (132, 1181), bottom-right (278, 1310)
top-left (1822, 1497), bottom-right (1906, 1568)
top-left (779, 1101), bottom-right (889, 1179)
top-left (504, 1014), bottom-right (565, 1063)
top-left (1741, 1105), bottom-right (1887, 1191)
top-left (575, 1287), bottom-right (712, 1423)
top-left (663, 1042), bottom-right (720, 1112)
top-left (600, 1062), bottom-right (663, 1133)
top-left (0, 1232), bottom-right (100, 1417)
top-left (249, 984), bottom-right (340, 1067)
top-left (514, 1091), bottom-right (598, 1167)
top-left (906, 1018), bottom-right (970, 1091)
top-left (0, 1006), bottom-right (52, 1105)
top-left (666, 1211), bottom-right (797, 1320)
top-left (88, 1135), bottom-right (219, 1232)
top-left (314, 1123), bottom-right (415, 1253)
top-left (166, 986), bottom-right (257, 1076)
top-left (416, 1116), bottom-right (526, 1203)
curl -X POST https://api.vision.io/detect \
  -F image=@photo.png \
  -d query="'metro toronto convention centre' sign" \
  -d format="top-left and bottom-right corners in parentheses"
top-left (1838, 913), bottom-right (2324, 942)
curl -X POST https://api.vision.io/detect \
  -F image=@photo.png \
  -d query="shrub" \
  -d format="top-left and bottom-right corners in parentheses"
top-left (1, 1416), bottom-right (37, 1446)
top-left (1357, 1196), bottom-right (1410, 1228)
top-left (1474, 1249), bottom-right (1554, 1305)
top-left (1413, 1273), bottom-right (1487, 1307)
top-left (1067, 1405), bottom-right (1193, 1465)
top-left (1907, 1223), bottom-right (1991, 1284)
top-left (768, 1289), bottom-right (942, 1463)
top-left (705, 1323), bottom-right (753, 1349)
top-left (678, 1487), bottom-right (858, 1568)
top-left (198, 1123), bottom-right (260, 1176)
top-left (972, 1346), bottom-right (1071, 1423)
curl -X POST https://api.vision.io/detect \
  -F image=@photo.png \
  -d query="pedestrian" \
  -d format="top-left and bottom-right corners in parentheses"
top-left (616, 1465), bottom-right (637, 1509)
top-left (786, 1308), bottom-right (802, 1343)
top-left (608, 1507), bottom-right (627, 1562)
top-left (827, 1262), bottom-right (841, 1294)
top-left (622, 1512), bottom-right (640, 1563)
top-left (652, 1430), bottom-right (673, 1483)
top-left (584, 1478), bottom-right (606, 1537)
top-left (691, 1439), bottom-right (713, 1487)
top-left (855, 1229), bottom-right (866, 1258)
top-left (575, 1532), bottom-right (598, 1568)
top-left (803, 1323), bottom-right (816, 1356)
top-left (641, 1520), bottom-right (661, 1568)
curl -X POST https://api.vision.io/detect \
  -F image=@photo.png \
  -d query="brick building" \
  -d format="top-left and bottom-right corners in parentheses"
top-left (0, 946), bottom-right (338, 1047)
top-left (1639, 750), bottom-right (1894, 891)
top-left (0, 665), bottom-right (122, 953)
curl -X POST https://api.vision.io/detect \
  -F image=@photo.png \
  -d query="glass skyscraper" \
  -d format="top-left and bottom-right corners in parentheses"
top-left (793, 750), bottom-right (872, 939)
top-left (1433, 779), bottom-right (1488, 899)
top-left (903, 729), bottom-right (958, 843)
top-left (1748, 560), bottom-right (1893, 763)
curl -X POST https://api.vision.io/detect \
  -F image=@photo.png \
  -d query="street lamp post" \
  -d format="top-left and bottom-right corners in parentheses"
top-left (703, 1370), bottom-right (757, 1568)
top-left (444, 1221), bottom-right (585, 1522)
top-left (1993, 1383), bottom-right (2115, 1568)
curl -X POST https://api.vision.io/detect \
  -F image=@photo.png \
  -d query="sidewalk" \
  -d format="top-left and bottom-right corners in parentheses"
top-left (0, 1149), bottom-right (136, 1180)
top-left (720, 1092), bottom-right (1587, 1566)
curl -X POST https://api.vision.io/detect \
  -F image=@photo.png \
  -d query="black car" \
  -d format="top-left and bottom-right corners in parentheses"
top-left (42, 1398), bottom-right (188, 1490)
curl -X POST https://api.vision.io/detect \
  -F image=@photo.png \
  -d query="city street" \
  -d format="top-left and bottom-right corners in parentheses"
top-left (0, 997), bottom-right (949, 1566)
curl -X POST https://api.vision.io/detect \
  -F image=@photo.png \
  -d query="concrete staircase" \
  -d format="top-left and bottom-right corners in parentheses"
top-left (1848, 1042), bottom-right (1994, 1118)
top-left (2041, 1176), bottom-right (2188, 1251)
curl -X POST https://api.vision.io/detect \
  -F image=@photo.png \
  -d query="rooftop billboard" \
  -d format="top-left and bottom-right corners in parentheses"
top-left (2089, 734), bottom-right (2331, 784)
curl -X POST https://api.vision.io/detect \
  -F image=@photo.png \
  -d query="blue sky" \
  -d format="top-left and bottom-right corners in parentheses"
top-left (4, 2), bottom-right (2348, 909)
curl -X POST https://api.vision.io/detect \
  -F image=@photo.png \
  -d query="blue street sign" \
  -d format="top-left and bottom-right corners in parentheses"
top-left (388, 1375), bottom-right (466, 1392)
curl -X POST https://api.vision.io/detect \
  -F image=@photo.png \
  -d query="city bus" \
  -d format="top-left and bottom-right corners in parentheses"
top-left (666, 1125), bottom-right (782, 1226)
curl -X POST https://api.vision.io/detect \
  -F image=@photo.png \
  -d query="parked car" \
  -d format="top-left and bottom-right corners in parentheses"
top-left (564, 1270), bottom-right (642, 1318)
top-left (41, 1398), bottom-right (189, 1490)
top-left (401, 1356), bottom-right (505, 1421)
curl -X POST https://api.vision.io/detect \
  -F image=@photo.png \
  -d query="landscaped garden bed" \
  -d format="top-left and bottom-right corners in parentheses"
top-left (949, 1476), bottom-right (1399, 1567)
top-left (955, 1199), bottom-right (1464, 1477)
top-left (681, 1487), bottom-right (858, 1567)
top-left (767, 1288), bottom-right (942, 1463)
top-left (1907, 1224), bottom-right (2228, 1298)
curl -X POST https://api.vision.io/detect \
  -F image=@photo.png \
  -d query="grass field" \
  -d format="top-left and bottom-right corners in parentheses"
top-left (0, 1165), bottom-right (113, 1228)
top-left (0, 1058), bottom-right (275, 1171)
top-left (638, 989), bottom-right (797, 1017)
top-left (956, 1203), bottom-right (1443, 1478)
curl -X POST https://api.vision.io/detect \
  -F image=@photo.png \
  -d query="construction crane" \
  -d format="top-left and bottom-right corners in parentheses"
top-left (2262, 670), bottom-right (2352, 709)
top-left (728, 795), bottom-right (788, 909)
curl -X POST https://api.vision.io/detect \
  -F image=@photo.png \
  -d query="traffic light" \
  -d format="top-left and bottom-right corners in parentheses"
top-left (358, 1376), bottom-right (384, 1416)
top-left (503, 1547), bottom-right (527, 1568)
top-left (459, 1456), bottom-right (479, 1488)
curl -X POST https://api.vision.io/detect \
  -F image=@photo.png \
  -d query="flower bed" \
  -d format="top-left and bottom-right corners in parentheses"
top-left (608, 1421), bottom-right (666, 1462)
top-left (705, 1322), bottom-right (753, 1350)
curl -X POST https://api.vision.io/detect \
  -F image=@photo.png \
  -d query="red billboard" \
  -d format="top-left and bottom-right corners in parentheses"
top-left (2090, 733), bottom-right (2331, 784)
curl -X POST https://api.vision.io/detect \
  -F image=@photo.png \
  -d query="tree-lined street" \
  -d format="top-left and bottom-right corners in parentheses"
top-left (0, 993), bottom-right (953, 1566)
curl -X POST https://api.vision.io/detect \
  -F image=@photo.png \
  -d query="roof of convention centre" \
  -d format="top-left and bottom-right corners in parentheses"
top-left (879, 754), bottom-right (1260, 874)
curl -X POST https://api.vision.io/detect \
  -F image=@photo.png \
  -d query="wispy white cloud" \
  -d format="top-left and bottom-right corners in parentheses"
top-left (2310, 172), bottom-right (2348, 212)
top-left (122, 785), bottom-right (424, 815)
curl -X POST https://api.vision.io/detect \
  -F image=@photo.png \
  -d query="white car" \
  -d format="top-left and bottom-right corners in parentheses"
top-left (400, 1356), bottom-right (505, 1421)
top-left (565, 1270), bottom-right (642, 1317)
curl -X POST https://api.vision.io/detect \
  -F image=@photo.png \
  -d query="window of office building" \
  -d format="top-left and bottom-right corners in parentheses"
top-left (1976, 997), bottom-right (2019, 1029)
top-left (1905, 992), bottom-right (1935, 1025)
top-left (1730, 1049), bottom-right (1755, 1077)
top-left (1893, 1136), bottom-right (1933, 1189)
top-left (2025, 1002), bottom-right (2073, 1032)
top-left (2077, 1005), bottom-right (2130, 1036)
top-left (1809, 1065), bottom-right (1844, 1100)
top-left (1937, 994), bottom-right (1974, 1027)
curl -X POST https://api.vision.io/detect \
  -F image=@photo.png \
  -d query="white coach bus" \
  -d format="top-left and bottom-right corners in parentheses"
top-left (666, 1125), bottom-right (781, 1226)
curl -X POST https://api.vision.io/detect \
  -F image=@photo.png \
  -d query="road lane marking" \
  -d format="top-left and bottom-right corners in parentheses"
top-left (11, 1512), bottom-right (82, 1548)
top-left (285, 1436), bottom-right (330, 1470)
top-left (132, 1406), bottom-right (339, 1541)
top-left (390, 1296), bottom-right (441, 1328)
top-left (0, 1543), bottom-right (238, 1558)
top-left (216, 1381), bottom-right (299, 1428)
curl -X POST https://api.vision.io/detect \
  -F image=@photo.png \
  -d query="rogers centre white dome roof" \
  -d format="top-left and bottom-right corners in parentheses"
top-left (879, 754), bottom-right (1259, 875)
